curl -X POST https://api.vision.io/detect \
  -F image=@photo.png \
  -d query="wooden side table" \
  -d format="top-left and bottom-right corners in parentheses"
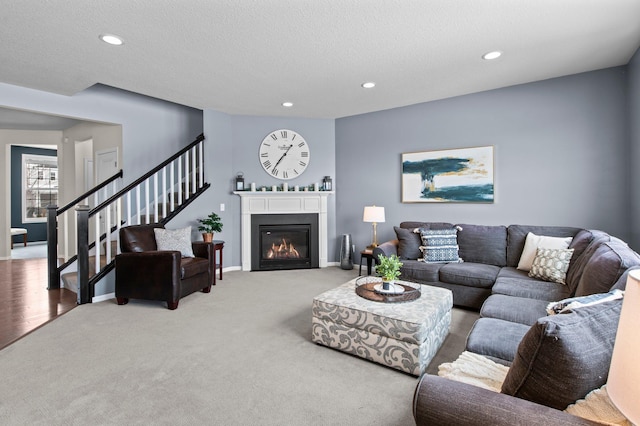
top-left (359, 249), bottom-right (375, 276)
top-left (212, 240), bottom-right (224, 285)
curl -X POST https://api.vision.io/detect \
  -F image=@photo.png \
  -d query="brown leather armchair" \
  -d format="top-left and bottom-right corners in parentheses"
top-left (115, 224), bottom-right (213, 310)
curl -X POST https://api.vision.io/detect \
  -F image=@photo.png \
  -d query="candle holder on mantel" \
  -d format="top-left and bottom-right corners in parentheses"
top-left (235, 172), bottom-right (245, 191)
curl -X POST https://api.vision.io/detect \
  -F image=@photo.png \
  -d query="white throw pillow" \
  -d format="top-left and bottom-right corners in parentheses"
top-left (517, 232), bottom-right (573, 272)
top-left (154, 226), bottom-right (194, 257)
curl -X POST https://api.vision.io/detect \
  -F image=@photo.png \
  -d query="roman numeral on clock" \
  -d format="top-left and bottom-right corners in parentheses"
top-left (298, 141), bottom-right (306, 148)
top-left (272, 167), bottom-right (278, 176)
top-left (263, 160), bottom-right (272, 169)
top-left (280, 130), bottom-right (287, 138)
top-left (282, 171), bottom-right (288, 178)
top-left (301, 151), bottom-right (308, 157)
top-left (299, 161), bottom-right (306, 166)
top-left (261, 152), bottom-right (268, 157)
top-left (270, 134), bottom-right (277, 141)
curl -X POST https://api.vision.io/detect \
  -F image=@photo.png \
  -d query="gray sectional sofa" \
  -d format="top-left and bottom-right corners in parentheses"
top-left (374, 222), bottom-right (640, 424)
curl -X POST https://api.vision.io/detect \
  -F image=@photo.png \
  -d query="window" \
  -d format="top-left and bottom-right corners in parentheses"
top-left (22, 154), bottom-right (58, 223)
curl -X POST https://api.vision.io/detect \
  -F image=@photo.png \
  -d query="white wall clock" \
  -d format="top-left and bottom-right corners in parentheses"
top-left (259, 129), bottom-right (310, 180)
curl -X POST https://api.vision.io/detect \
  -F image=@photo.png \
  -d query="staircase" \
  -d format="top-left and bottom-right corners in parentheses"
top-left (47, 134), bottom-right (209, 304)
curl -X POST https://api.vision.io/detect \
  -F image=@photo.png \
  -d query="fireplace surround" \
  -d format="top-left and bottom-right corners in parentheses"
top-left (234, 191), bottom-right (333, 271)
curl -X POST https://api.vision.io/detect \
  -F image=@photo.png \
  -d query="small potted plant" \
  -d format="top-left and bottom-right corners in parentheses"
top-left (197, 212), bottom-right (223, 243)
top-left (376, 254), bottom-right (403, 291)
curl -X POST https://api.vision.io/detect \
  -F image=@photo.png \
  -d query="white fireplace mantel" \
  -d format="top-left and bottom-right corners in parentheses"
top-left (234, 191), bottom-right (334, 271)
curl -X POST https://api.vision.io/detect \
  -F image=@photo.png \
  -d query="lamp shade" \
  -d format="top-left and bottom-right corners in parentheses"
top-left (607, 269), bottom-right (640, 424)
top-left (363, 206), bottom-right (385, 223)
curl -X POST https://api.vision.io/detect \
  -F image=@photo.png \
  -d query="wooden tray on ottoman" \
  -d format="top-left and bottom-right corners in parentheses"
top-left (355, 276), bottom-right (421, 303)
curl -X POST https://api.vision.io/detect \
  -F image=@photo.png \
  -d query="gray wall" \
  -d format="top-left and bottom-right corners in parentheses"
top-left (1, 58), bottom-right (637, 284)
top-left (336, 67), bottom-right (632, 252)
top-left (0, 83), bottom-right (203, 294)
top-left (200, 112), bottom-right (337, 266)
top-left (630, 48), bottom-right (640, 248)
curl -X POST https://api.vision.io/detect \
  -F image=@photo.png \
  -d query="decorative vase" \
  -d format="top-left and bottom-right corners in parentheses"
top-left (202, 233), bottom-right (214, 243)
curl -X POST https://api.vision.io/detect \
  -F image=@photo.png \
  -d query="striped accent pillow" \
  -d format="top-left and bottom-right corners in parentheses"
top-left (417, 227), bottom-right (463, 264)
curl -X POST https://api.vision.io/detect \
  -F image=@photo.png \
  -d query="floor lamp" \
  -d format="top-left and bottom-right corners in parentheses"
top-left (607, 269), bottom-right (640, 425)
top-left (363, 206), bottom-right (385, 249)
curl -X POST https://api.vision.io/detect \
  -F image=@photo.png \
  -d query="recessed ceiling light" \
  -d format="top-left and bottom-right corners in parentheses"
top-left (482, 51), bottom-right (502, 60)
top-left (282, 102), bottom-right (293, 107)
top-left (99, 34), bottom-right (124, 46)
top-left (361, 82), bottom-right (376, 89)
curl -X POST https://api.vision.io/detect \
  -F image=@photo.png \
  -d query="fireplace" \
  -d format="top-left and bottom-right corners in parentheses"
top-left (235, 191), bottom-right (332, 271)
top-left (251, 213), bottom-right (319, 271)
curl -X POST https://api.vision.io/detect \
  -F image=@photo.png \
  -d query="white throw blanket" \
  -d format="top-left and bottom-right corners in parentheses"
top-left (437, 351), bottom-right (508, 392)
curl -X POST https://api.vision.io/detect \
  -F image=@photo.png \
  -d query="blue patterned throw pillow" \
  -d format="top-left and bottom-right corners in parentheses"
top-left (416, 227), bottom-right (463, 264)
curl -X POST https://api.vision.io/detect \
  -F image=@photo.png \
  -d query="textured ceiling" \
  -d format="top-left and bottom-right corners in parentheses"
top-left (1, 1), bottom-right (640, 119)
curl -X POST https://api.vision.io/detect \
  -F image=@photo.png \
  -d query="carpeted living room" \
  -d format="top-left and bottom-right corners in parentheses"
top-left (2, 2), bottom-right (640, 426)
top-left (0, 267), bottom-right (478, 425)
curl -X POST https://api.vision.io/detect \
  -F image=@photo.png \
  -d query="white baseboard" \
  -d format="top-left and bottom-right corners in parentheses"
top-left (92, 292), bottom-right (115, 303)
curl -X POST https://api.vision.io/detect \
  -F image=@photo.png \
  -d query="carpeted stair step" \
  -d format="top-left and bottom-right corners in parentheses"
top-left (60, 254), bottom-right (110, 294)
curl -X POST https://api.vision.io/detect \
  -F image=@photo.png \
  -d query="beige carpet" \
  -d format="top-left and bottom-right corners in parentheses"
top-left (0, 267), bottom-right (477, 425)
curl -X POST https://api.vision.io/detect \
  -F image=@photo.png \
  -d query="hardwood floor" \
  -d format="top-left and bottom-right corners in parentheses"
top-left (0, 258), bottom-right (77, 350)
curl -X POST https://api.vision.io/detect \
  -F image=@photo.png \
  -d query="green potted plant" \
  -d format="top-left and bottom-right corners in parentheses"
top-left (197, 212), bottom-right (223, 242)
top-left (376, 254), bottom-right (403, 291)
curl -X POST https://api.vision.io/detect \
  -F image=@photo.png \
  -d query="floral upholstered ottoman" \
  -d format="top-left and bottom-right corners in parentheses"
top-left (311, 279), bottom-right (453, 375)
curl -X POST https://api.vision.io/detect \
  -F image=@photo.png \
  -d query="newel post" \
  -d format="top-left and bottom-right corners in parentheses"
top-left (47, 205), bottom-right (59, 290)
top-left (76, 205), bottom-right (91, 304)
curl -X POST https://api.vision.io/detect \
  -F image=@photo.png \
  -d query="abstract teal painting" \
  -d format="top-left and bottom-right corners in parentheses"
top-left (402, 146), bottom-right (494, 203)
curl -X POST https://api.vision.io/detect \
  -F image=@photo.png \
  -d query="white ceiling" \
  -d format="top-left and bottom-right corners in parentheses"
top-left (1, 1), bottom-right (640, 119)
top-left (0, 107), bottom-right (82, 131)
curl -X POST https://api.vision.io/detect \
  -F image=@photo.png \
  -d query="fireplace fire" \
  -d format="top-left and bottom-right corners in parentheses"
top-left (266, 238), bottom-right (301, 259)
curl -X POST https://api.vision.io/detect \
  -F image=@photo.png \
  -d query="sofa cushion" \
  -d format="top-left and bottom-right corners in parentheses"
top-left (564, 230), bottom-right (612, 293)
top-left (517, 232), bottom-right (572, 272)
top-left (394, 226), bottom-right (422, 260)
top-left (480, 294), bottom-right (549, 326)
top-left (574, 239), bottom-right (640, 297)
top-left (528, 248), bottom-right (574, 284)
top-left (466, 318), bottom-right (530, 363)
top-left (180, 257), bottom-right (209, 279)
top-left (439, 263), bottom-right (500, 289)
top-left (400, 221), bottom-right (453, 231)
top-left (501, 298), bottom-right (622, 410)
top-left (493, 268), bottom-right (572, 301)
top-left (120, 224), bottom-right (163, 252)
top-left (506, 225), bottom-right (581, 267)
top-left (400, 260), bottom-right (442, 282)
top-left (611, 266), bottom-right (640, 291)
top-left (456, 224), bottom-right (507, 266)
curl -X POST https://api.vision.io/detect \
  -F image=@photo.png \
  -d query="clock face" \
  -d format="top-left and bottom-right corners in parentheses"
top-left (259, 129), bottom-right (310, 180)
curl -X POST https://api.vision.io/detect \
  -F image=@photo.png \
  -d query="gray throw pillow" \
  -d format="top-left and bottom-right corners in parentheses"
top-left (154, 226), bottom-right (194, 258)
top-left (394, 226), bottom-right (421, 260)
top-left (501, 298), bottom-right (622, 410)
